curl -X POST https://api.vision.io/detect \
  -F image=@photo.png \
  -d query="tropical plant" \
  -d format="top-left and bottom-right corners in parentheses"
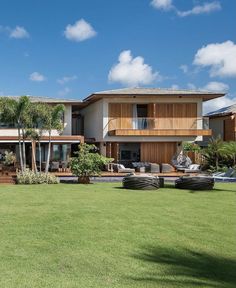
top-left (44, 104), bottom-right (65, 173)
top-left (70, 143), bottom-right (113, 184)
top-left (3, 151), bottom-right (16, 166)
top-left (200, 137), bottom-right (229, 171)
top-left (183, 142), bottom-right (201, 153)
top-left (219, 141), bottom-right (236, 167)
top-left (25, 102), bottom-right (49, 172)
top-left (0, 96), bottom-right (31, 171)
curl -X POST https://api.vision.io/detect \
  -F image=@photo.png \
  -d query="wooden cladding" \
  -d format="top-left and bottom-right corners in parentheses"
top-left (224, 114), bottom-right (236, 141)
top-left (108, 103), bottom-right (133, 130)
top-left (108, 129), bottom-right (212, 137)
top-left (141, 142), bottom-right (177, 164)
top-left (108, 102), bottom-right (198, 130)
top-left (155, 103), bottom-right (197, 129)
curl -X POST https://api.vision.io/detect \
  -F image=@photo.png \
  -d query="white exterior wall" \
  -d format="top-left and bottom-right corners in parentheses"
top-left (80, 100), bottom-right (104, 141)
top-left (62, 104), bottom-right (72, 135)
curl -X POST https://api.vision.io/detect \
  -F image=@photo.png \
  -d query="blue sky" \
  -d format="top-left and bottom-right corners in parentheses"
top-left (0, 0), bottom-right (235, 112)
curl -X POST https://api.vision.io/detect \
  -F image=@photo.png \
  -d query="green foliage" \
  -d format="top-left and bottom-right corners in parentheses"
top-left (219, 141), bottom-right (236, 167)
top-left (44, 104), bottom-right (65, 133)
top-left (16, 169), bottom-right (60, 184)
top-left (3, 151), bottom-right (16, 166)
top-left (201, 137), bottom-right (236, 171)
top-left (183, 142), bottom-right (201, 153)
top-left (70, 144), bottom-right (113, 180)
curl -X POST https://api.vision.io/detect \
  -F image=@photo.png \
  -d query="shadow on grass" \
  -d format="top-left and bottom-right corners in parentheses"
top-left (131, 246), bottom-right (236, 287)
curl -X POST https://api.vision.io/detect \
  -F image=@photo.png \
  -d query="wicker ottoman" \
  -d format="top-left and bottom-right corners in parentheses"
top-left (123, 175), bottom-right (160, 190)
top-left (175, 176), bottom-right (214, 190)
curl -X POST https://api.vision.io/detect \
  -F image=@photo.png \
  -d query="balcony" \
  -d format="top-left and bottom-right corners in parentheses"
top-left (108, 117), bottom-right (211, 137)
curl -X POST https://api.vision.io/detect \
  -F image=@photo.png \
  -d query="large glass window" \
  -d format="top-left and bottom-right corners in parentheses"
top-left (52, 144), bottom-right (71, 161)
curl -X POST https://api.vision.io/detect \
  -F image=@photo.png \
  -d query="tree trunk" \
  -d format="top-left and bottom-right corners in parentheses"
top-left (78, 176), bottom-right (90, 184)
top-left (38, 141), bottom-right (42, 172)
top-left (17, 126), bottom-right (23, 172)
top-left (22, 128), bottom-right (26, 170)
top-left (32, 140), bottom-right (37, 173)
top-left (45, 131), bottom-right (51, 174)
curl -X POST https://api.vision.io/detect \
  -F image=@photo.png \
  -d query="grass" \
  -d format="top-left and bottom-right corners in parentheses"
top-left (0, 182), bottom-right (235, 288)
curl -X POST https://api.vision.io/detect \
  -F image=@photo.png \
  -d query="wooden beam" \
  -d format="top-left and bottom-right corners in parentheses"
top-left (108, 129), bottom-right (212, 136)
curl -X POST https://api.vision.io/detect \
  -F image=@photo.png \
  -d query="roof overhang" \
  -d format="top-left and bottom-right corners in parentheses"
top-left (83, 92), bottom-right (225, 105)
top-left (0, 135), bottom-right (84, 143)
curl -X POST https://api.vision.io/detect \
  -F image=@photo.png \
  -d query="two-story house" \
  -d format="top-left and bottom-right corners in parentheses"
top-left (80, 88), bottom-right (224, 165)
top-left (0, 88), bottom-right (225, 168)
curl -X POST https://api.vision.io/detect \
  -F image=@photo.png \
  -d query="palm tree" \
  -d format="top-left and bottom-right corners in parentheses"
top-left (0, 96), bottom-right (31, 171)
top-left (28, 102), bottom-right (49, 172)
top-left (201, 137), bottom-right (224, 171)
top-left (220, 141), bottom-right (236, 167)
top-left (44, 104), bottom-right (65, 173)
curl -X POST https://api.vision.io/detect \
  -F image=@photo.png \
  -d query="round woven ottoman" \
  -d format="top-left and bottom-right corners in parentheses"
top-left (175, 176), bottom-right (214, 190)
top-left (123, 174), bottom-right (160, 190)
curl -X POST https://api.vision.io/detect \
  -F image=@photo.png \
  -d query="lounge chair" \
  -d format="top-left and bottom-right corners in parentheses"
top-left (212, 168), bottom-right (236, 181)
top-left (184, 164), bottom-right (201, 173)
top-left (113, 164), bottom-right (135, 173)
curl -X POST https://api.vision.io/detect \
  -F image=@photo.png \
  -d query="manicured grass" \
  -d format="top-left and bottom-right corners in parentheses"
top-left (0, 182), bottom-right (235, 288)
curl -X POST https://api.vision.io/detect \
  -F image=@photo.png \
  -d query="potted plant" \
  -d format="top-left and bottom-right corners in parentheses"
top-left (3, 151), bottom-right (16, 173)
top-left (70, 143), bottom-right (113, 184)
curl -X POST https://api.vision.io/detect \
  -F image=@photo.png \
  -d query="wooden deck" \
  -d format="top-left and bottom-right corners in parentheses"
top-left (52, 171), bottom-right (188, 177)
top-left (0, 170), bottom-right (189, 185)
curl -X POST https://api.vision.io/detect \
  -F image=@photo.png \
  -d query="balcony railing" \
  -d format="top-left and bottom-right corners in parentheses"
top-left (108, 117), bottom-right (210, 130)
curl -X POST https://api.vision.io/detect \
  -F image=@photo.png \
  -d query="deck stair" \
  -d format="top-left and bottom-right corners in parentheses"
top-left (0, 174), bottom-right (16, 184)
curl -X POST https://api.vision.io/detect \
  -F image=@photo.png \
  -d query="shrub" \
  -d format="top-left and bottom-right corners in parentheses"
top-left (16, 169), bottom-right (60, 184)
top-left (3, 151), bottom-right (16, 166)
top-left (70, 143), bottom-right (113, 184)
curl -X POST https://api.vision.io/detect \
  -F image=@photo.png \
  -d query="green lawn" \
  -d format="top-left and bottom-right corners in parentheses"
top-left (0, 182), bottom-right (235, 288)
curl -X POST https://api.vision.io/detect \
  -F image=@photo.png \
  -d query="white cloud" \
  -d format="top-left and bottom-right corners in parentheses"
top-left (150, 0), bottom-right (173, 11)
top-left (9, 26), bottom-right (29, 39)
top-left (180, 64), bottom-right (188, 74)
top-left (194, 41), bottom-right (236, 77)
top-left (57, 75), bottom-right (77, 85)
top-left (177, 1), bottom-right (221, 17)
top-left (151, 1), bottom-right (221, 17)
top-left (108, 50), bottom-right (160, 86)
top-left (29, 72), bottom-right (46, 82)
top-left (58, 87), bottom-right (71, 97)
top-left (204, 96), bottom-right (235, 114)
top-left (64, 19), bottom-right (96, 42)
top-left (202, 81), bottom-right (229, 92)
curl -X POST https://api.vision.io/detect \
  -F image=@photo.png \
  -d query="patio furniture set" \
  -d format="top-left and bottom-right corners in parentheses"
top-left (40, 161), bottom-right (70, 172)
top-left (110, 162), bottom-right (175, 173)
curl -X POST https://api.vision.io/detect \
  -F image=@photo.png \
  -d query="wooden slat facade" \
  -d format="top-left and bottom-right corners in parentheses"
top-left (108, 103), bottom-right (133, 130)
top-left (224, 114), bottom-right (236, 141)
top-left (108, 102), bottom-right (198, 131)
top-left (140, 142), bottom-right (177, 164)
